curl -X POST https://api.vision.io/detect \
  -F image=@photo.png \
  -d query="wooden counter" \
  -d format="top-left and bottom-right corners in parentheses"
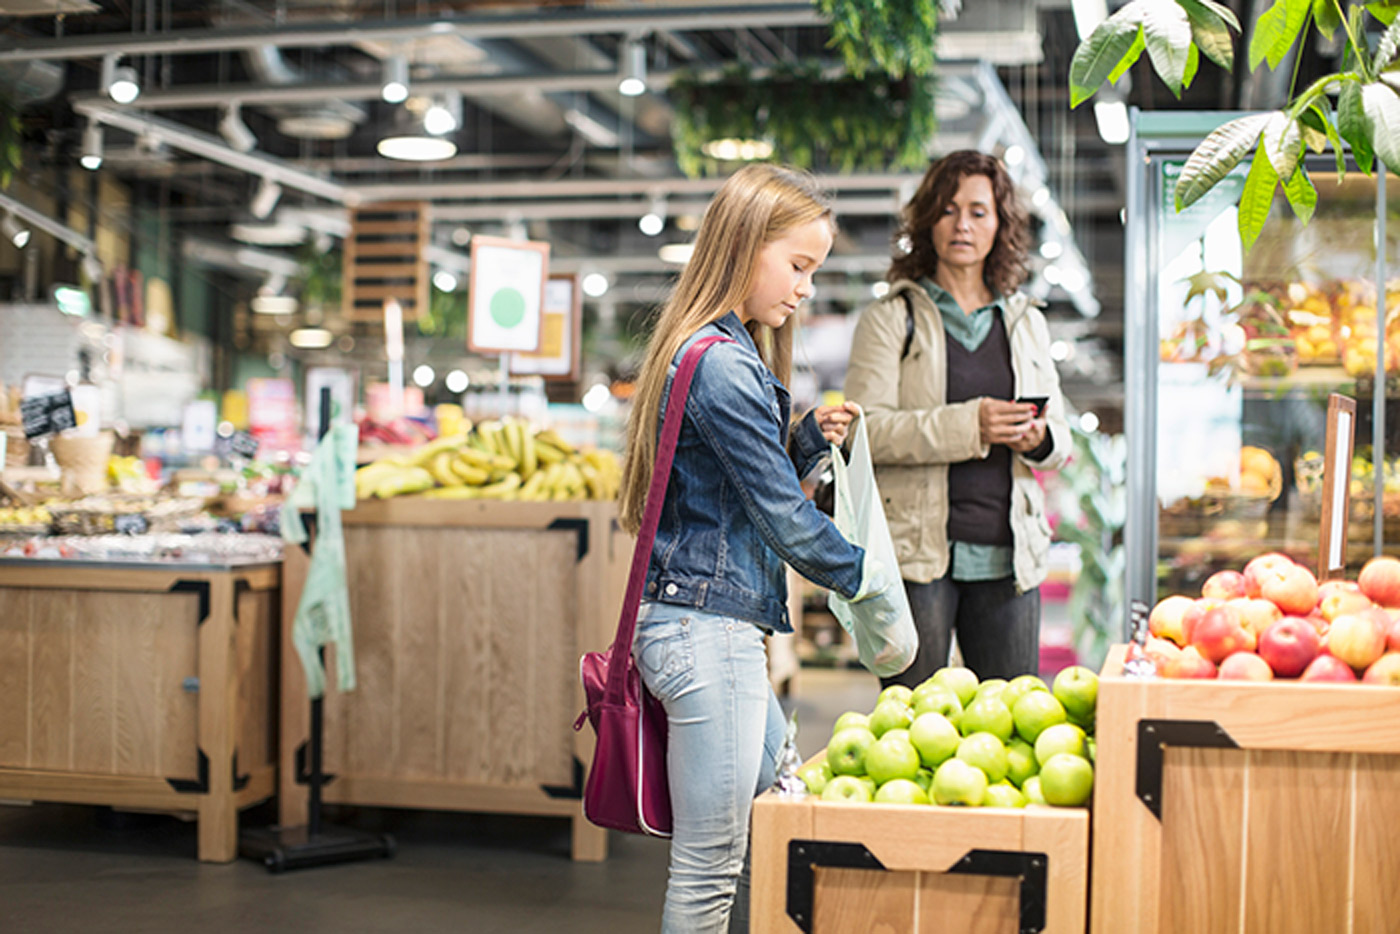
top-left (279, 498), bottom-right (629, 861)
top-left (0, 559), bottom-right (280, 862)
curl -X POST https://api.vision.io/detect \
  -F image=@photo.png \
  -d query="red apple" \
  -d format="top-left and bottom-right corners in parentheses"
top-left (1358, 556), bottom-right (1400, 608)
top-left (1243, 553), bottom-right (1295, 598)
top-left (1149, 595), bottom-right (1195, 647)
top-left (1257, 618), bottom-right (1322, 678)
top-left (1259, 563), bottom-right (1320, 616)
top-left (1362, 652), bottom-right (1400, 685)
top-left (1320, 589), bottom-right (1374, 622)
top-left (1191, 605), bottom-right (1257, 664)
top-left (1181, 597), bottom-right (1222, 645)
top-left (1145, 635), bottom-right (1183, 669)
top-left (1202, 570), bottom-right (1248, 600)
top-left (1301, 653), bottom-right (1358, 682)
top-left (1225, 597), bottom-right (1283, 640)
top-left (1326, 612), bottom-right (1389, 671)
top-left (1388, 616), bottom-right (1400, 654)
top-left (1218, 651), bottom-right (1274, 681)
top-left (1161, 645), bottom-right (1217, 679)
top-left (1317, 579), bottom-right (1361, 603)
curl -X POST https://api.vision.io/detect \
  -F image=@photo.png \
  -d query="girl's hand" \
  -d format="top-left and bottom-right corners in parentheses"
top-left (1006, 417), bottom-right (1047, 452)
top-left (815, 401), bottom-right (862, 445)
top-left (979, 398), bottom-right (1040, 447)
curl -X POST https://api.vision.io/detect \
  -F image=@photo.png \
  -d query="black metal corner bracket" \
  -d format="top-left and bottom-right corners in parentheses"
top-left (294, 740), bottom-right (335, 786)
top-left (547, 517), bottom-right (590, 561)
top-left (169, 580), bottom-right (211, 626)
top-left (948, 849), bottom-right (1048, 934)
top-left (786, 840), bottom-right (887, 932)
top-left (167, 749), bottom-right (210, 794)
top-left (540, 757), bottom-right (584, 799)
top-left (1136, 718), bottom-right (1240, 820)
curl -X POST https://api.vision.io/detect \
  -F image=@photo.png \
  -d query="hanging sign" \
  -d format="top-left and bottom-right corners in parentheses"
top-left (467, 235), bottom-right (549, 354)
top-left (511, 274), bottom-right (582, 381)
top-left (20, 390), bottom-right (77, 439)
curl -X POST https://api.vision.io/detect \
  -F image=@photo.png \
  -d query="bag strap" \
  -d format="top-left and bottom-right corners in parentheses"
top-left (603, 334), bottom-right (733, 701)
top-left (900, 291), bottom-right (916, 361)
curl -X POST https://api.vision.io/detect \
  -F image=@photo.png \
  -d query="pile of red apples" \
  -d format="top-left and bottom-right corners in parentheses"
top-left (1147, 554), bottom-right (1400, 683)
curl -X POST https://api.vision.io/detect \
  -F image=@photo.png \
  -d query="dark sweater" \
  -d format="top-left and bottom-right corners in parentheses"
top-left (946, 311), bottom-right (1014, 547)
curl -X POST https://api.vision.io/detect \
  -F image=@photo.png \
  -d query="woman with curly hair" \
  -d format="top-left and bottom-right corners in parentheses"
top-left (843, 149), bottom-right (1071, 687)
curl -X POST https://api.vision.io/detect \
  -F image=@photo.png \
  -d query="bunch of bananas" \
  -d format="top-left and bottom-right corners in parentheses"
top-left (0, 504), bottom-right (52, 529)
top-left (355, 419), bottom-right (622, 502)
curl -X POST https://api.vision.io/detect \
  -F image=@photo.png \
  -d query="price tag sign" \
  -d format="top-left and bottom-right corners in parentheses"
top-left (113, 514), bottom-right (148, 535)
top-left (228, 430), bottom-right (260, 460)
top-left (20, 390), bottom-right (78, 439)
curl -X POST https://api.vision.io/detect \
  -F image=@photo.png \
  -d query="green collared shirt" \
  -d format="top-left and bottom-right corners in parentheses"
top-left (920, 278), bottom-right (1015, 582)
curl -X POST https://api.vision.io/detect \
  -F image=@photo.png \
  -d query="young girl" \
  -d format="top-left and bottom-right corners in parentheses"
top-left (618, 163), bottom-right (899, 933)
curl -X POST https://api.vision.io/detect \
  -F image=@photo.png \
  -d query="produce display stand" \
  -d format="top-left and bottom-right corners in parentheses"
top-left (750, 769), bottom-right (1089, 933)
top-left (0, 558), bottom-right (280, 862)
top-left (1091, 644), bottom-right (1400, 933)
top-left (278, 497), bottom-right (629, 861)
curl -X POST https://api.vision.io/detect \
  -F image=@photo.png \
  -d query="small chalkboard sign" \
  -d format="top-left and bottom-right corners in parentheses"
top-left (20, 390), bottom-right (77, 439)
top-left (229, 430), bottom-right (260, 460)
top-left (113, 513), bottom-right (148, 535)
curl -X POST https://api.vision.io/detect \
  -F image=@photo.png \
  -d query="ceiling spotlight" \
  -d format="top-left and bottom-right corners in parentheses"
top-left (581, 272), bottom-right (610, 298)
top-left (289, 327), bottom-right (333, 349)
top-left (638, 196), bottom-right (666, 236)
top-left (445, 369), bottom-right (469, 393)
top-left (432, 269), bottom-right (458, 292)
top-left (250, 178), bottom-right (282, 220)
top-left (102, 54), bottom-right (141, 104)
top-left (1003, 144), bottom-right (1026, 167)
top-left (80, 122), bottom-right (103, 171)
top-left (219, 103), bottom-right (257, 153)
top-left (423, 91), bottom-right (462, 136)
top-left (1094, 99), bottom-right (1131, 145)
top-left (81, 253), bottom-right (103, 283)
top-left (1039, 240), bottom-right (1063, 260)
top-left (412, 364), bottom-right (436, 387)
top-left (378, 108), bottom-right (457, 161)
top-left (2, 215), bottom-right (30, 249)
top-left (658, 242), bottom-right (694, 265)
top-left (618, 37), bottom-right (647, 97)
top-left (381, 55), bottom-right (409, 103)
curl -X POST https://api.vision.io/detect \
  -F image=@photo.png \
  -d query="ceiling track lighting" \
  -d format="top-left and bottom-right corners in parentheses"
top-left (381, 55), bottom-right (409, 104)
top-left (250, 177), bottom-right (282, 219)
top-left (219, 103), bottom-right (258, 153)
top-left (423, 90), bottom-right (462, 137)
top-left (638, 194), bottom-right (666, 236)
top-left (101, 53), bottom-right (140, 104)
top-left (2, 214), bottom-right (31, 249)
top-left (80, 122), bottom-right (103, 171)
top-left (618, 36), bottom-right (647, 97)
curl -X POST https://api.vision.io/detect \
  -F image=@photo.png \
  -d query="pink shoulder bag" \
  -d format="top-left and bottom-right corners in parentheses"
top-left (573, 334), bottom-right (731, 837)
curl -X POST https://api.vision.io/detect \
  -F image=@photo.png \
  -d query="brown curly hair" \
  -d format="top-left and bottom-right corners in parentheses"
top-left (887, 150), bottom-right (1030, 298)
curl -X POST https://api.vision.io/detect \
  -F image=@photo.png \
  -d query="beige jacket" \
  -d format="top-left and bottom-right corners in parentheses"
top-left (843, 279), bottom-right (1070, 591)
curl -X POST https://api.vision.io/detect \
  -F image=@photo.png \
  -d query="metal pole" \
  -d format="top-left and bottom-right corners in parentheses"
top-left (1375, 166), bottom-right (1389, 558)
top-left (308, 385), bottom-right (332, 839)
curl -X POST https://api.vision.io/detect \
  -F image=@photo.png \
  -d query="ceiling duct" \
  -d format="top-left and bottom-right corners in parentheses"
top-left (241, 44), bottom-right (367, 140)
top-left (0, 60), bottom-right (65, 104)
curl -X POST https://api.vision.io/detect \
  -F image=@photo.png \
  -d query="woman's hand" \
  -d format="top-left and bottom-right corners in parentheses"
top-left (978, 398), bottom-right (1041, 448)
top-left (815, 401), bottom-right (862, 445)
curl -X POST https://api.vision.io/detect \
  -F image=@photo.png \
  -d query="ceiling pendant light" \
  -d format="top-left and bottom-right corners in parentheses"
top-left (423, 90), bottom-right (462, 136)
top-left (377, 108), bottom-right (456, 162)
top-left (219, 103), bottom-right (258, 153)
top-left (2, 214), bottom-right (31, 249)
top-left (381, 55), bottom-right (410, 104)
top-left (80, 122), bottom-right (103, 171)
top-left (101, 54), bottom-right (141, 104)
top-left (618, 37), bottom-right (647, 97)
top-left (250, 178), bottom-right (282, 220)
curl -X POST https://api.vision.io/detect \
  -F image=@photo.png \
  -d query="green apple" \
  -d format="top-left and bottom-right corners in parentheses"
top-left (1067, 708), bottom-right (1097, 736)
top-left (908, 712), bottom-right (961, 769)
top-left (827, 726), bottom-right (876, 776)
top-left (1000, 674), bottom-right (1050, 714)
top-left (798, 759), bottom-right (833, 795)
top-left (911, 686), bottom-right (964, 728)
top-left (956, 731), bottom-right (1009, 784)
top-left (913, 767), bottom-right (934, 793)
top-left (864, 734), bottom-right (921, 786)
top-left (877, 684), bottom-right (914, 708)
top-left (1086, 736), bottom-right (1097, 763)
top-left (931, 758), bottom-right (988, 807)
top-left (1033, 723), bottom-right (1088, 767)
top-left (931, 667), bottom-right (980, 706)
top-left (831, 711), bottom-right (870, 737)
top-left (821, 774), bottom-right (873, 803)
top-left (983, 781), bottom-right (1027, 808)
top-left (1052, 666), bottom-right (1099, 723)
top-left (1011, 691), bottom-right (1067, 744)
top-left (873, 778), bottom-right (929, 805)
top-left (1039, 753), bottom-right (1095, 806)
top-left (973, 677), bottom-right (1008, 704)
top-left (1022, 775), bottom-right (1047, 805)
top-left (959, 697), bottom-right (1014, 743)
top-left (859, 776), bottom-right (878, 796)
top-left (1005, 737), bottom-right (1039, 788)
top-left (882, 728), bottom-right (911, 746)
top-left (868, 699), bottom-right (914, 738)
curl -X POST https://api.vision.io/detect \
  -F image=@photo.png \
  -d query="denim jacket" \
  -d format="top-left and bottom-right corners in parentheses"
top-left (642, 312), bottom-right (865, 633)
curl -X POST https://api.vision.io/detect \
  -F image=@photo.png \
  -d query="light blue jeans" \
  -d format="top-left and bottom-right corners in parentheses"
top-left (633, 601), bottom-right (786, 934)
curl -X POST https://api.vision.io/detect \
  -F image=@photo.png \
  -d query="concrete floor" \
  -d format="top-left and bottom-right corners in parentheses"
top-left (0, 668), bottom-right (879, 934)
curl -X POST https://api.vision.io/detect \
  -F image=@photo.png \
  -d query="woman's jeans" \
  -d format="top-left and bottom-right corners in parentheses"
top-left (634, 601), bottom-right (786, 934)
top-left (881, 575), bottom-right (1041, 689)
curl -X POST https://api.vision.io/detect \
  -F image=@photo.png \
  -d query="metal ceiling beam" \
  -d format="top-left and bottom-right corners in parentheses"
top-left (0, 3), bottom-right (822, 61)
top-left (347, 172), bottom-right (928, 203)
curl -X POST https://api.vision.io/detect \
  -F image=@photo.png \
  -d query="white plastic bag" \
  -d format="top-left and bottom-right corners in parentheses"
top-left (825, 415), bottom-right (918, 678)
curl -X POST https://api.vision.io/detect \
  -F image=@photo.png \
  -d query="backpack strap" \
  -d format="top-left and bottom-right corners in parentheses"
top-left (900, 291), bottom-right (916, 361)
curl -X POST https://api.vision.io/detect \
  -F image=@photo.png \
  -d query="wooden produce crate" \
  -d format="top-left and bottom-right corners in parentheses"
top-left (1091, 644), bottom-right (1400, 934)
top-left (751, 785), bottom-right (1089, 933)
top-left (0, 559), bottom-right (280, 862)
top-left (279, 498), bottom-right (629, 861)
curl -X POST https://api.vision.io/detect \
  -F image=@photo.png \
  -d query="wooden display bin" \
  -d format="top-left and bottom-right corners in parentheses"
top-left (0, 559), bottom-right (280, 862)
top-left (751, 781), bottom-right (1089, 933)
top-left (279, 498), bottom-right (629, 862)
top-left (1091, 644), bottom-right (1400, 933)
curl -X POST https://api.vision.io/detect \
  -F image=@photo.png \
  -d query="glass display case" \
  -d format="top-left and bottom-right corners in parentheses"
top-left (1124, 110), bottom-right (1398, 614)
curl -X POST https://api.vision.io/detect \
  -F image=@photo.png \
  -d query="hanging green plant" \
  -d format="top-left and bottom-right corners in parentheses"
top-left (294, 238), bottom-right (342, 311)
top-left (670, 61), bottom-right (936, 178)
top-left (814, 0), bottom-right (942, 79)
top-left (0, 91), bottom-right (22, 190)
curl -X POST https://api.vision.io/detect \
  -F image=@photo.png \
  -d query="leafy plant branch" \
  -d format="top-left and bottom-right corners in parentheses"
top-left (1069, 0), bottom-right (1400, 251)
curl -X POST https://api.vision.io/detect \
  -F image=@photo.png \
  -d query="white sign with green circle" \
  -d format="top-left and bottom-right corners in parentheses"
top-left (467, 236), bottom-right (549, 353)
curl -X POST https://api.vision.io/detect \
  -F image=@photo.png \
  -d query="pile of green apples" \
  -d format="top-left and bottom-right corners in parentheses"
top-left (799, 665), bottom-right (1099, 809)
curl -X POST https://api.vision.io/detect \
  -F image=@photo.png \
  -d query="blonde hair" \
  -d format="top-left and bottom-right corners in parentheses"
top-left (618, 163), bottom-right (834, 534)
